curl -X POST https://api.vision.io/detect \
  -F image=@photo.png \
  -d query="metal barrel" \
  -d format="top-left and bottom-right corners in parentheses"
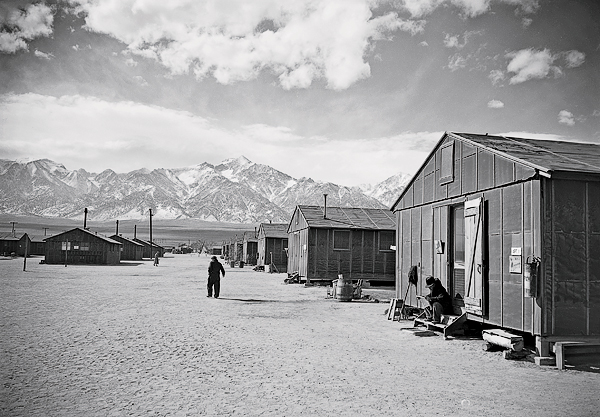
top-left (335, 278), bottom-right (353, 302)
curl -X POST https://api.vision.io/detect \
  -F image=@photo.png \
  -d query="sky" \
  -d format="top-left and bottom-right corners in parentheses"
top-left (0, 0), bottom-right (598, 187)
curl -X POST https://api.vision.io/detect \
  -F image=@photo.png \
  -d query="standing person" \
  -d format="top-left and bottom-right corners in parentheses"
top-left (424, 276), bottom-right (453, 324)
top-left (153, 251), bottom-right (159, 266)
top-left (207, 255), bottom-right (225, 298)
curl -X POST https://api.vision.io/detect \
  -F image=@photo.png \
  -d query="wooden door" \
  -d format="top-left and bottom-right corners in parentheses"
top-left (464, 197), bottom-right (484, 315)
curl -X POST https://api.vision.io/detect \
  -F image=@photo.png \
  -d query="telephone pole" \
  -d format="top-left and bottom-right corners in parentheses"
top-left (149, 209), bottom-right (153, 260)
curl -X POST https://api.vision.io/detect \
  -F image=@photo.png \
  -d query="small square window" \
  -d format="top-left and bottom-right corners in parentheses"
top-left (333, 230), bottom-right (350, 250)
top-left (378, 231), bottom-right (395, 251)
top-left (440, 141), bottom-right (454, 185)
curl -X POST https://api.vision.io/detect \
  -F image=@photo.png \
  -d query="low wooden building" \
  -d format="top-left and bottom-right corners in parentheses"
top-left (229, 236), bottom-right (243, 264)
top-left (110, 234), bottom-right (143, 261)
top-left (392, 132), bottom-right (600, 356)
top-left (243, 231), bottom-right (258, 265)
top-left (222, 241), bottom-right (230, 260)
top-left (257, 223), bottom-right (288, 273)
top-left (27, 235), bottom-right (46, 256)
top-left (287, 206), bottom-right (396, 283)
top-left (44, 228), bottom-right (121, 265)
top-left (0, 234), bottom-right (19, 256)
top-left (17, 234), bottom-right (45, 256)
top-left (133, 238), bottom-right (165, 259)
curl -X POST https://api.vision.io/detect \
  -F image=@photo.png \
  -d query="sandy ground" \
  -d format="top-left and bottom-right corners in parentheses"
top-left (1, 254), bottom-right (599, 417)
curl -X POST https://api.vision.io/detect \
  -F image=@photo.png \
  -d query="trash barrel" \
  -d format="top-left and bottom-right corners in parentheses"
top-left (239, 261), bottom-right (244, 268)
top-left (335, 278), bottom-right (353, 302)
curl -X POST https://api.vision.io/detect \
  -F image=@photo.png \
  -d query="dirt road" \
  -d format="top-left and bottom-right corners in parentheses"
top-left (1, 254), bottom-right (598, 416)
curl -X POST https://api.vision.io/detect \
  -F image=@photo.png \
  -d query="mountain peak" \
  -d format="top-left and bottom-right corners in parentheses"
top-left (0, 157), bottom-right (410, 222)
top-left (219, 156), bottom-right (252, 167)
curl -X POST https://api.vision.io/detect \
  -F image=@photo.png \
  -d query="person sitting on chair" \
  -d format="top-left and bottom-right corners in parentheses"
top-left (424, 276), bottom-right (453, 324)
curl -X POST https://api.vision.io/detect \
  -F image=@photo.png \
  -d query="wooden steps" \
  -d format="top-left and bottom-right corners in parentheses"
top-left (413, 313), bottom-right (467, 339)
top-left (553, 341), bottom-right (600, 370)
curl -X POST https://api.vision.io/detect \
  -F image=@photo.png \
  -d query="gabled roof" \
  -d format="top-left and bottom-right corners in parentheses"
top-left (110, 235), bottom-right (144, 246)
top-left (243, 231), bottom-right (258, 241)
top-left (0, 233), bottom-right (45, 242)
top-left (391, 132), bottom-right (600, 211)
top-left (44, 227), bottom-right (121, 245)
top-left (0, 233), bottom-right (19, 241)
top-left (296, 205), bottom-right (396, 230)
top-left (259, 223), bottom-right (289, 238)
top-left (455, 132), bottom-right (600, 174)
top-left (133, 237), bottom-right (164, 249)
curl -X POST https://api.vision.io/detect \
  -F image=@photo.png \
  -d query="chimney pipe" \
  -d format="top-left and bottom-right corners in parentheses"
top-left (323, 194), bottom-right (328, 219)
top-left (134, 225), bottom-right (137, 239)
top-left (83, 208), bottom-right (88, 229)
top-left (115, 220), bottom-right (119, 236)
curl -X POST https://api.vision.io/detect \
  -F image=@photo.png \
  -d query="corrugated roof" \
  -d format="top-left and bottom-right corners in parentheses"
top-left (44, 228), bottom-right (121, 245)
top-left (110, 235), bottom-right (144, 246)
top-left (455, 133), bottom-right (600, 174)
top-left (298, 205), bottom-right (396, 230)
top-left (260, 223), bottom-right (289, 238)
top-left (0, 233), bottom-right (20, 241)
top-left (133, 237), bottom-right (164, 249)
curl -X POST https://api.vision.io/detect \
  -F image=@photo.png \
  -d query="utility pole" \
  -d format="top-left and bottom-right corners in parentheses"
top-left (149, 209), bottom-right (153, 260)
top-left (23, 236), bottom-right (28, 271)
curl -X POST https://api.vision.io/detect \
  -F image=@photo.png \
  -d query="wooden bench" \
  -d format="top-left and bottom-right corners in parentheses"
top-left (414, 313), bottom-right (467, 339)
top-left (553, 341), bottom-right (600, 370)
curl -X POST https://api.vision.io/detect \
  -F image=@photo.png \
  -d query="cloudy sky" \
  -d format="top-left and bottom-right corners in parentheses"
top-left (0, 0), bottom-right (598, 186)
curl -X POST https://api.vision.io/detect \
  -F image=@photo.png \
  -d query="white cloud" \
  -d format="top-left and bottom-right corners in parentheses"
top-left (399, 0), bottom-right (538, 18)
top-left (489, 69), bottom-right (505, 85)
top-left (505, 48), bottom-right (558, 84)
top-left (487, 99), bottom-right (504, 108)
top-left (443, 34), bottom-right (460, 49)
top-left (0, 93), bottom-right (439, 185)
top-left (34, 49), bottom-right (54, 60)
top-left (443, 30), bottom-right (481, 49)
top-left (133, 76), bottom-right (149, 86)
top-left (558, 110), bottom-right (575, 126)
top-left (521, 17), bottom-right (532, 28)
top-left (451, 0), bottom-right (491, 17)
top-left (499, 131), bottom-right (562, 141)
top-left (447, 54), bottom-right (467, 71)
top-left (504, 48), bottom-right (585, 84)
top-left (419, 41), bottom-right (429, 47)
top-left (70, 0), bottom-right (423, 90)
top-left (398, 0), bottom-right (445, 18)
top-left (0, 3), bottom-right (54, 53)
top-left (125, 58), bottom-right (138, 67)
top-left (563, 50), bottom-right (585, 68)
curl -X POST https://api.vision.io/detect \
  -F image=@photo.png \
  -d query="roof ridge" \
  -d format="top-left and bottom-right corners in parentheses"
top-left (501, 136), bottom-right (600, 171)
top-left (359, 207), bottom-right (379, 229)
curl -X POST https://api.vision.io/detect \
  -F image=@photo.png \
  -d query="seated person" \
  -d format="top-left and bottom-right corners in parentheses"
top-left (424, 276), bottom-right (453, 324)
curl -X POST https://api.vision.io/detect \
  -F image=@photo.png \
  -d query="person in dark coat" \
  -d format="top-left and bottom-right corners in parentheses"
top-left (424, 276), bottom-right (453, 323)
top-left (207, 255), bottom-right (225, 298)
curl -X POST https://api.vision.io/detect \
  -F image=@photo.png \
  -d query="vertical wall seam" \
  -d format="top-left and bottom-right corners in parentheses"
top-left (522, 183), bottom-right (526, 331)
top-left (500, 187), bottom-right (504, 327)
top-left (585, 182), bottom-right (590, 335)
top-left (551, 180), bottom-right (555, 335)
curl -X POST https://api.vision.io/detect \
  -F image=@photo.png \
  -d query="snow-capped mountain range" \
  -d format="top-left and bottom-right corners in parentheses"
top-left (0, 157), bottom-right (410, 223)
